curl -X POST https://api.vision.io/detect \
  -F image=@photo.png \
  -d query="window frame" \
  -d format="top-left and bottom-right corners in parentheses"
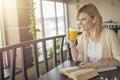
top-left (33, 0), bottom-right (69, 61)
top-left (34, 0), bottom-right (68, 38)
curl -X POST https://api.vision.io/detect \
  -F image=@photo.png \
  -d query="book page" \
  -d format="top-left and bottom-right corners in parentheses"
top-left (97, 66), bottom-right (117, 72)
top-left (69, 68), bottom-right (99, 80)
top-left (59, 66), bottom-right (80, 76)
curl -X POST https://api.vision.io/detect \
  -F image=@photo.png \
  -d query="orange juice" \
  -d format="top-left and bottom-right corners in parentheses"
top-left (69, 29), bottom-right (78, 41)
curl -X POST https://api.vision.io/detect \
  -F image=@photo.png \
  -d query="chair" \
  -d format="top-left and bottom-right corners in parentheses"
top-left (104, 22), bottom-right (120, 39)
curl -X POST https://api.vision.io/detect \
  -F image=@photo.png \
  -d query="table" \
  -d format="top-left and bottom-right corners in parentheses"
top-left (39, 60), bottom-right (120, 80)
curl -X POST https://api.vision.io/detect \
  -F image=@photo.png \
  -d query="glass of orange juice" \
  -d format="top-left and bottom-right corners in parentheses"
top-left (68, 27), bottom-right (78, 41)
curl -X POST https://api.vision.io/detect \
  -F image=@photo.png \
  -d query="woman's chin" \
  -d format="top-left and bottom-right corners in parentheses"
top-left (82, 29), bottom-right (86, 31)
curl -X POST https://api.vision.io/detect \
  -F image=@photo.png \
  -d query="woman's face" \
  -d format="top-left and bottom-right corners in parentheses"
top-left (78, 13), bottom-right (95, 32)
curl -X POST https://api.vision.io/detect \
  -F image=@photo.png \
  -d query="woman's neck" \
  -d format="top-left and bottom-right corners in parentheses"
top-left (89, 27), bottom-right (96, 41)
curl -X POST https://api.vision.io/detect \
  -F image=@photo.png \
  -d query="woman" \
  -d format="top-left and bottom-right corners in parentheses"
top-left (69, 3), bottom-right (120, 69)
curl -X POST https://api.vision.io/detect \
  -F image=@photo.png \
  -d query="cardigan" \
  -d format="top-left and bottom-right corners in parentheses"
top-left (76, 28), bottom-right (120, 61)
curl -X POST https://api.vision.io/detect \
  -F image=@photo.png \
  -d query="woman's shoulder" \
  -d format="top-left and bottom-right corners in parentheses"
top-left (102, 27), bottom-right (118, 39)
top-left (102, 27), bottom-right (116, 35)
top-left (103, 27), bottom-right (114, 32)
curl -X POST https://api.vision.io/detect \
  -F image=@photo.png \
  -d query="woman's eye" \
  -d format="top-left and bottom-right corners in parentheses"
top-left (82, 18), bottom-right (86, 20)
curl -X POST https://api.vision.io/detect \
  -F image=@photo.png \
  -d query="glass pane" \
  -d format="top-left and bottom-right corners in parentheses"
top-left (33, 0), bottom-right (42, 39)
top-left (0, 15), bottom-right (2, 47)
top-left (0, 1), bottom-right (3, 47)
top-left (56, 2), bottom-right (65, 35)
top-left (42, 1), bottom-right (56, 37)
top-left (32, 0), bottom-right (68, 62)
top-left (0, 0), bottom-right (8, 67)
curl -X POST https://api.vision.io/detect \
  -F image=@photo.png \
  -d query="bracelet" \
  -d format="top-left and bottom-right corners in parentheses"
top-left (69, 41), bottom-right (76, 43)
top-left (107, 58), bottom-right (109, 67)
top-left (70, 45), bottom-right (76, 48)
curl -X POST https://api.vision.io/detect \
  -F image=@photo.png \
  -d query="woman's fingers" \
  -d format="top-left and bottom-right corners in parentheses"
top-left (79, 61), bottom-right (88, 68)
top-left (78, 61), bottom-right (96, 69)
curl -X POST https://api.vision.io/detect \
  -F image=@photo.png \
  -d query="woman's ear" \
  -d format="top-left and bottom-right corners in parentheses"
top-left (92, 17), bottom-right (96, 24)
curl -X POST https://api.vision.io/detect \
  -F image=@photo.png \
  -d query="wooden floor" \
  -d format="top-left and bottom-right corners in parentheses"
top-left (4, 67), bottom-right (22, 79)
top-left (4, 50), bottom-right (67, 80)
top-left (5, 66), bottom-right (37, 80)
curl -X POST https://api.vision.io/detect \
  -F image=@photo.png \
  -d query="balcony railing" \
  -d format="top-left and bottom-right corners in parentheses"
top-left (0, 34), bottom-right (72, 80)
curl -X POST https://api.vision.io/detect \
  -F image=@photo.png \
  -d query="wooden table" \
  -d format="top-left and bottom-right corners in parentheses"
top-left (39, 60), bottom-right (120, 80)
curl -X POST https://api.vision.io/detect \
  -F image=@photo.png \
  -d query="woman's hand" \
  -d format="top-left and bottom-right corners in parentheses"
top-left (78, 61), bottom-right (97, 69)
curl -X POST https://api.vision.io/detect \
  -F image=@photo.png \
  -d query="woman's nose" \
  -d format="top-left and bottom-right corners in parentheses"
top-left (79, 21), bottom-right (82, 25)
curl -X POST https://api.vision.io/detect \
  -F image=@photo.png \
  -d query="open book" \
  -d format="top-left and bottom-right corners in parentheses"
top-left (59, 66), bottom-right (99, 80)
top-left (97, 66), bottom-right (117, 72)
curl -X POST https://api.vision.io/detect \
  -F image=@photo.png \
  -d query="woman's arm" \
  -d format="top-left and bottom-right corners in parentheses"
top-left (94, 58), bottom-right (120, 67)
top-left (107, 58), bottom-right (120, 67)
top-left (69, 41), bottom-right (79, 62)
top-left (79, 58), bottom-right (120, 68)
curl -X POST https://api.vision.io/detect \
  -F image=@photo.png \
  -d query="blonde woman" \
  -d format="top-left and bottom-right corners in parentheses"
top-left (69, 3), bottom-right (120, 69)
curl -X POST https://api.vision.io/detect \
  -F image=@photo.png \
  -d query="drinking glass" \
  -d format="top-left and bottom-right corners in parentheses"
top-left (68, 27), bottom-right (78, 41)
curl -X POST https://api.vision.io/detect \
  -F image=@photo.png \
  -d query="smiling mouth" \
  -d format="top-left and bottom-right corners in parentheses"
top-left (81, 26), bottom-right (85, 28)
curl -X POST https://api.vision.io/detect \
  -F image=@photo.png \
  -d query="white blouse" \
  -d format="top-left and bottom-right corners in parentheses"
top-left (87, 38), bottom-right (102, 62)
top-left (87, 37), bottom-right (120, 62)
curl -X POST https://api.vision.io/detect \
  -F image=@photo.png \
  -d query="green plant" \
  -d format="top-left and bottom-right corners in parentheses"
top-left (29, 0), bottom-right (40, 39)
top-left (47, 38), bottom-right (61, 56)
top-left (56, 38), bottom-right (61, 49)
top-left (29, 0), bottom-right (41, 57)
top-left (29, 0), bottom-right (41, 70)
top-left (47, 47), bottom-right (53, 56)
top-left (72, 0), bottom-right (81, 9)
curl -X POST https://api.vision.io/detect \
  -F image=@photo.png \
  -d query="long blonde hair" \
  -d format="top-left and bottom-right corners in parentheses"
top-left (76, 3), bottom-right (104, 42)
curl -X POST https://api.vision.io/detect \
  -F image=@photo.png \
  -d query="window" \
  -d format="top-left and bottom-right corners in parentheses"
top-left (33, 0), bottom-right (68, 38)
top-left (0, 0), bottom-right (6, 48)
top-left (0, 0), bottom-right (3, 47)
top-left (0, 0), bottom-right (8, 67)
top-left (33, 0), bottom-right (68, 61)
top-left (0, 17), bottom-right (3, 47)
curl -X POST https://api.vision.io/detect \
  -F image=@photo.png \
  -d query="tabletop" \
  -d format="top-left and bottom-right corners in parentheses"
top-left (39, 60), bottom-right (120, 80)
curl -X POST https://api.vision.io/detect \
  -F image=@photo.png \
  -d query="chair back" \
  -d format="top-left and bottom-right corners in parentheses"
top-left (104, 23), bottom-right (120, 39)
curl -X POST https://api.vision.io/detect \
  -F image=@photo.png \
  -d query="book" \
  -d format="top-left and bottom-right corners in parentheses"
top-left (97, 66), bottom-right (117, 72)
top-left (59, 66), bottom-right (99, 80)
